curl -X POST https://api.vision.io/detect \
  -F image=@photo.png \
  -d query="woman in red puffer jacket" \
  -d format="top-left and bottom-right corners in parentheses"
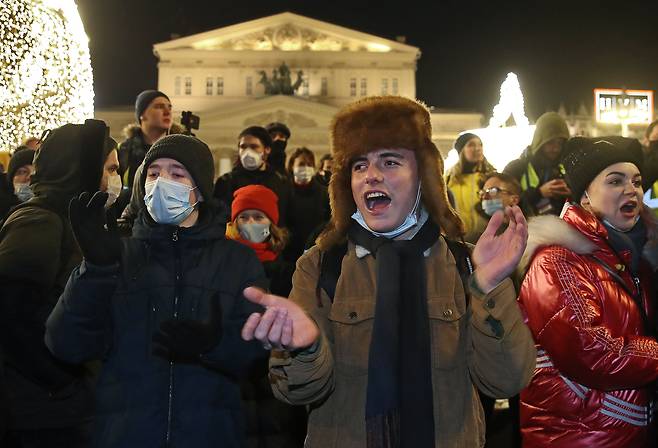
top-left (518, 137), bottom-right (658, 448)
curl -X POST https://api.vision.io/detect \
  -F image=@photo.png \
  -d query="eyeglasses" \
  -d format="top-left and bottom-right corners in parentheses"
top-left (478, 187), bottom-right (513, 198)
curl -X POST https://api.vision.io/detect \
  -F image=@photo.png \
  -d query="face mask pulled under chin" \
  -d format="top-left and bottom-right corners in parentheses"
top-left (105, 174), bottom-right (122, 208)
top-left (240, 149), bottom-right (263, 171)
top-left (584, 190), bottom-right (641, 232)
top-left (239, 222), bottom-right (271, 243)
top-left (351, 184), bottom-right (422, 238)
top-left (144, 177), bottom-right (198, 225)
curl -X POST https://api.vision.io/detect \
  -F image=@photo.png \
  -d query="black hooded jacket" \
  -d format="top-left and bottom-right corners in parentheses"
top-left (0, 120), bottom-right (107, 430)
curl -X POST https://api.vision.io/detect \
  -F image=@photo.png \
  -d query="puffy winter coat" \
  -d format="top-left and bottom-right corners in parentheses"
top-left (45, 208), bottom-right (268, 448)
top-left (518, 205), bottom-right (658, 447)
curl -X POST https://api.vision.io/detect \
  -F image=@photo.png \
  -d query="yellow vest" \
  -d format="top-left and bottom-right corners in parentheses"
top-left (520, 162), bottom-right (565, 191)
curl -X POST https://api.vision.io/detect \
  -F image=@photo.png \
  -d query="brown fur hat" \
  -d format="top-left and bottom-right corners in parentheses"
top-left (316, 96), bottom-right (464, 250)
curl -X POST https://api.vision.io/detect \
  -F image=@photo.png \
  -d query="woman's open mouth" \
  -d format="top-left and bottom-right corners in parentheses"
top-left (620, 200), bottom-right (638, 218)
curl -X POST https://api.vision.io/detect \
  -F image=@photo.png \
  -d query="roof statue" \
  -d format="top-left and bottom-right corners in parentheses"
top-left (258, 63), bottom-right (304, 95)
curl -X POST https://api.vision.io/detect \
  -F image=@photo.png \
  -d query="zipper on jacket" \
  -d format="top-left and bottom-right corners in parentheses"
top-left (165, 229), bottom-right (182, 447)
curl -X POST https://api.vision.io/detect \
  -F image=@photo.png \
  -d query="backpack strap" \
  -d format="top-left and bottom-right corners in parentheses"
top-left (316, 241), bottom-right (348, 304)
top-left (442, 236), bottom-right (473, 305)
top-left (316, 237), bottom-right (473, 305)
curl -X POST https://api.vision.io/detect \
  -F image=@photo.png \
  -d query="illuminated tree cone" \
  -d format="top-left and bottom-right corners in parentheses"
top-left (0, 0), bottom-right (93, 151)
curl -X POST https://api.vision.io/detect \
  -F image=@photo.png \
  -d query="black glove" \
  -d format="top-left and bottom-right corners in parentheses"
top-left (69, 191), bottom-right (121, 266)
top-left (152, 293), bottom-right (223, 363)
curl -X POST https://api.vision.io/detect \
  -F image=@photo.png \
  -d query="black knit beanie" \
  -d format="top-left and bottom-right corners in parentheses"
top-left (8, 146), bottom-right (36, 183)
top-left (265, 122), bottom-right (291, 139)
top-left (135, 90), bottom-right (170, 123)
top-left (563, 136), bottom-right (643, 201)
top-left (141, 134), bottom-right (214, 201)
top-left (454, 132), bottom-right (479, 154)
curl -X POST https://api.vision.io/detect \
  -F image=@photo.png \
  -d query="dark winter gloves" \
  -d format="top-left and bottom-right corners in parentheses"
top-left (152, 293), bottom-right (223, 363)
top-left (69, 191), bottom-right (121, 266)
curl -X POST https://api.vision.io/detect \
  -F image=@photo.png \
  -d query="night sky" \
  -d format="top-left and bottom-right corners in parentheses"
top-left (76, 0), bottom-right (658, 120)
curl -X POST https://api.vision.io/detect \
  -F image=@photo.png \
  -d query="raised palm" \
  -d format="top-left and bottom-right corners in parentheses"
top-left (472, 205), bottom-right (528, 293)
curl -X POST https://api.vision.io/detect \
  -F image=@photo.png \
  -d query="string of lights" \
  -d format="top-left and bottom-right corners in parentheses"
top-left (0, 0), bottom-right (94, 152)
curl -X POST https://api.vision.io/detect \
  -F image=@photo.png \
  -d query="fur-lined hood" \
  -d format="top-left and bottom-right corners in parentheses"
top-left (518, 204), bottom-right (658, 274)
top-left (518, 213), bottom-right (597, 274)
top-left (121, 122), bottom-right (185, 140)
top-left (316, 96), bottom-right (463, 250)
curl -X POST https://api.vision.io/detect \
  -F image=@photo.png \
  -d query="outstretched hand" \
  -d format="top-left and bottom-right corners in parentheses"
top-left (69, 191), bottom-right (120, 266)
top-left (472, 205), bottom-right (528, 293)
top-left (241, 287), bottom-right (319, 351)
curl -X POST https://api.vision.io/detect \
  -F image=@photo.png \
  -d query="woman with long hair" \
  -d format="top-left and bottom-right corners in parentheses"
top-left (445, 133), bottom-right (496, 243)
top-left (518, 137), bottom-right (658, 447)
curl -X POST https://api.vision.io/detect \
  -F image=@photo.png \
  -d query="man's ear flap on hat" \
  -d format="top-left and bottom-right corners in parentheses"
top-left (80, 119), bottom-right (109, 193)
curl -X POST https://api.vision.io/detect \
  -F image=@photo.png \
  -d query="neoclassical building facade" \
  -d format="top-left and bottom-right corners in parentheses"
top-left (96, 12), bottom-right (483, 177)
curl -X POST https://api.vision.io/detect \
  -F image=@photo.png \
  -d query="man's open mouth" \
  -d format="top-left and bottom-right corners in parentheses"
top-left (364, 191), bottom-right (391, 211)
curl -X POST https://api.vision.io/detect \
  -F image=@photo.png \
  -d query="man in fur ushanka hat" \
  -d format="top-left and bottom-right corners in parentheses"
top-left (241, 96), bottom-right (536, 448)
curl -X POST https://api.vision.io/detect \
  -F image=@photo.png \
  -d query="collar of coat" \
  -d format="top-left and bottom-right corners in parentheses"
top-left (518, 204), bottom-right (658, 274)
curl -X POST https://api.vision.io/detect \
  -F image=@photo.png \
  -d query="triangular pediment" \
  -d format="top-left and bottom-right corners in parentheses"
top-left (154, 12), bottom-right (418, 55)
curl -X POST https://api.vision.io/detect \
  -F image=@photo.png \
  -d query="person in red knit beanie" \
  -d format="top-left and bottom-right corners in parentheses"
top-left (226, 184), bottom-right (307, 447)
top-left (226, 184), bottom-right (289, 264)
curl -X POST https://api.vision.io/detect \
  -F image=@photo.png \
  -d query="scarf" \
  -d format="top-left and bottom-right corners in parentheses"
top-left (347, 218), bottom-right (439, 448)
top-left (603, 218), bottom-right (647, 273)
top-left (234, 237), bottom-right (278, 263)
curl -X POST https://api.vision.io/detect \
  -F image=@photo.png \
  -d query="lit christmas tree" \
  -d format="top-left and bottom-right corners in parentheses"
top-left (0, 0), bottom-right (94, 152)
top-left (444, 72), bottom-right (535, 172)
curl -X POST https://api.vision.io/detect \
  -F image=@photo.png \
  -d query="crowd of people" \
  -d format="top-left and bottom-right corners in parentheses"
top-left (0, 89), bottom-right (658, 448)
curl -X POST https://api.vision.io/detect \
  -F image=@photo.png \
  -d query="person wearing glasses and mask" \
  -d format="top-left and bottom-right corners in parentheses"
top-left (45, 134), bottom-right (268, 447)
top-left (464, 173), bottom-right (522, 244)
top-left (214, 126), bottom-right (293, 227)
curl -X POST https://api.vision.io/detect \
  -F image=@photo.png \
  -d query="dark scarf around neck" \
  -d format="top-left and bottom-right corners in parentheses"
top-left (347, 218), bottom-right (440, 448)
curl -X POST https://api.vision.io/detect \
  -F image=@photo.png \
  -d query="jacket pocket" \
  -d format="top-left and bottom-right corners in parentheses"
top-left (428, 297), bottom-right (466, 371)
top-left (328, 299), bottom-right (375, 377)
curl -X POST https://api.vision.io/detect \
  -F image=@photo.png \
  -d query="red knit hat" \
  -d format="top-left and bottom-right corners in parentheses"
top-left (231, 185), bottom-right (279, 225)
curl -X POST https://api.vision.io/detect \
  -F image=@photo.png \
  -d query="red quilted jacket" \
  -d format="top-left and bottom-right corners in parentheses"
top-left (518, 205), bottom-right (658, 447)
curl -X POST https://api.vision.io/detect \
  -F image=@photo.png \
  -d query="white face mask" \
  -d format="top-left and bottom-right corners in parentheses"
top-left (293, 166), bottom-right (315, 184)
top-left (105, 174), bottom-right (122, 208)
top-left (240, 149), bottom-right (263, 171)
top-left (351, 184), bottom-right (422, 238)
top-left (239, 222), bottom-right (271, 243)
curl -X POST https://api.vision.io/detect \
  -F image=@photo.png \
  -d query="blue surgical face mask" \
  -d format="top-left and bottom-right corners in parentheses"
top-left (482, 198), bottom-right (504, 216)
top-left (144, 177), bottom-right (198, 225)
top-left (239, 222), bottom-right (271, 243)
top-left (351, 184), bottom-right (422, 238)
top-left (14, 183), bottom-right (33, 202)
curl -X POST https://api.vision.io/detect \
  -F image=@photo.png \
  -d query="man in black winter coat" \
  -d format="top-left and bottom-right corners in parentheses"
top-left (116, 89), bottom-right (172, 214)
top-left (45, 134), bottom-right (268, 448)
top-left (214, 126), bottom-right (293, 227)
top-left (0, 120), bottom-right (115, 447)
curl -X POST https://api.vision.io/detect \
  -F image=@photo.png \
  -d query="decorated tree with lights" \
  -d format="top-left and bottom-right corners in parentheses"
top-left (0, 0), bottom-right (94, 152)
